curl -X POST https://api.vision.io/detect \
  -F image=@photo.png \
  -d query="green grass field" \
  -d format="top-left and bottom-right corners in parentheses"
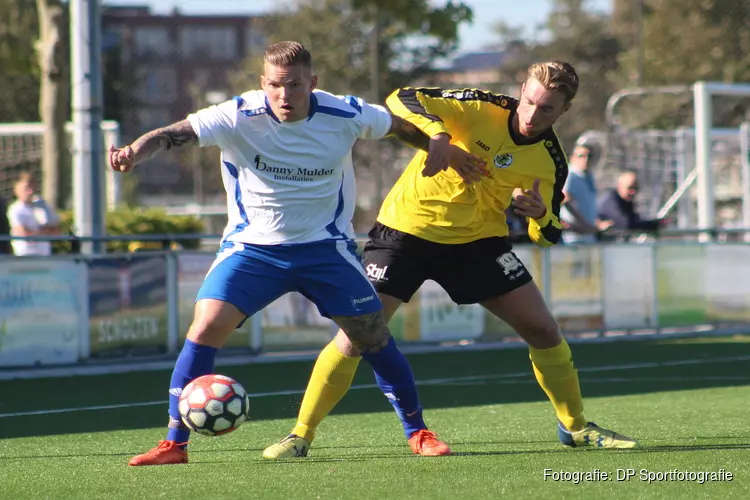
top-left (1, 334), bottom-right (749, 499)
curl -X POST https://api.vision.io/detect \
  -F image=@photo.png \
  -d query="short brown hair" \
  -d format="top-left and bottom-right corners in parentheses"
top-left (526, 61), bottom-right (579, 102)
top-left (14, 171), bottom-right (33, 188)
top-left (264, 41), bottom-right (312, 69)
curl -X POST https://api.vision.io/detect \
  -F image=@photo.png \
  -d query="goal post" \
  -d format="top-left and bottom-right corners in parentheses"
top-left (693, 82), bottom-right (750, 237)
top-left (0, 120), bottom-right (122, 211)
top-left (741, 122), bottom-right (750, 232)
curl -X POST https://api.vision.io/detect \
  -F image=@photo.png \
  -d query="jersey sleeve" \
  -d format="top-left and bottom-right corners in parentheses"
top-left (527, 138), bottom-right (568, 247)
top-left (355, 98), bottom-right (393, 140)
top-left (187, 98), bottom-right (240, 148)
top-left (384, 87), bottom-right (467, 137)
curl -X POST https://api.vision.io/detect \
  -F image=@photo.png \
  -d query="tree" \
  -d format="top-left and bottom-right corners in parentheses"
top-left (36, 0), bottom-right (69, 209)
top-left (227, 0), bottom-right (473, 229)
top-left (612, 0), bottom-right (750, 129)
top-left (491, 0), bottom-right (621, 148)
top-left (0, 0), bottom-right (39, 122)
top-left (232, 0), bottom-right (471, 100)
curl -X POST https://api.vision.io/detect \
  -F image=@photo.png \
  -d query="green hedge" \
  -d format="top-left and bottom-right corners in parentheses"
top-left (54, 207), bottom-right (205, 253)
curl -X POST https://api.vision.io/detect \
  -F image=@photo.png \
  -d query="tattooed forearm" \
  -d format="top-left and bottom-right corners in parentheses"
top-left (129, 119), bottom-right (198, 165)
top-left (387, 115), bottom-right (431, 152)
top-left (332, 310), bottom-right (391, 353)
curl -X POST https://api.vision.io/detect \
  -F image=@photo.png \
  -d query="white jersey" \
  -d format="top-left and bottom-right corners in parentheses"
top-left (187, 89), bottom-right (392, 245)
top-left (7, 199), bottom-right (56, 256)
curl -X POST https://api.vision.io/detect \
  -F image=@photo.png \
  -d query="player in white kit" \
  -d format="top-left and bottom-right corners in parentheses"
top-left (112, 42), bottom-right (481, 466)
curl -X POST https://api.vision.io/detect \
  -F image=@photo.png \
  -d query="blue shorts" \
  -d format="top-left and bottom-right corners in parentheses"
top-left (196, 239), bottom-right (382, 323)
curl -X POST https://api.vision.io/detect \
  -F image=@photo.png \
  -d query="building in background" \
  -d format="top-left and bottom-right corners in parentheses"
top-left (431, 45), bottom-right (523, 97)
top-left (102, 5), bottom-right (265, 201)
top-left (436, 51), bottom-right (505, 87)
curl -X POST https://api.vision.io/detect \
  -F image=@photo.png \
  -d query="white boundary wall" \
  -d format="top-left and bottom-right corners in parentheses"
top-left (2, 242), bottom-right (750, 376)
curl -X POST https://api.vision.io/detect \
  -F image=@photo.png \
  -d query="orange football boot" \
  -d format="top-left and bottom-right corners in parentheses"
top-left (128, 440), bottom-right (189, 466)
top-left (408, 430), bottom-right (452, 456)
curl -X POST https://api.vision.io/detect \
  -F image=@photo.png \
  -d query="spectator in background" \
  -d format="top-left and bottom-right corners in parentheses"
top-left (505, 206), bottom-right (531, 244)
top-left (7, 172), bottom-right (60, 256)
top-left (560, 142), bottom-right (612, 243)
top-left (597, 169), bottom-right (665, 235)
top-left (0, 195), bottom-right (11, 254)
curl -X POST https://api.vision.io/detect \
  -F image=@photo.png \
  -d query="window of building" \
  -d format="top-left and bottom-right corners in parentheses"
top-left (135, 107), bottom-right (172, 132)
top-left (179, 25), bottom-right (237, 60)
top-left (134, 67), bottom-right (177, 103)
top-left (133, 26), bottom-right (172, 57)
top-left (244, 27), bottom-right (265, 56)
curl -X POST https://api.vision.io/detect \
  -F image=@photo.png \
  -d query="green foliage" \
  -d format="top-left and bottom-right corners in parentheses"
top-left (231, 0), bottom-right (472, 100)
top-left (491, 0), bottom-right (622, 149)
top-left (0, 0), bottom-right (40, 121)
top-left (491, 0), bottom-right (750, 138)
top-left (612, 0), bottom-right (750, 129)
top-left (53, 207), bottom-right (204, 253)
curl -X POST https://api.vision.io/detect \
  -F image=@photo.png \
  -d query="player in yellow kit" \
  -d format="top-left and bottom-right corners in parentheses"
top-left (264, 61), bottom-right (637, 459)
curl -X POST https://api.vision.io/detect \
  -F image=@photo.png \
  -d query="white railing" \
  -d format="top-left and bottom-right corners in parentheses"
top-left (2, 241), bottom-right (750, 370)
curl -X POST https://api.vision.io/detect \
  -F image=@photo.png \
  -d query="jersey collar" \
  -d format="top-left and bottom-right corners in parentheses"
top-left (263, 93), bottom-right (319, 123)
top-left (307, 93), bottom-right (318, 121)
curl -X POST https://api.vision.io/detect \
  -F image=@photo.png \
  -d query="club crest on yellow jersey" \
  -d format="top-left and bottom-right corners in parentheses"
top-left (494, 153), bottom-right (513, 169)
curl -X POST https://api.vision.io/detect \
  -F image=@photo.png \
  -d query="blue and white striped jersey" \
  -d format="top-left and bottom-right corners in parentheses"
top-left (187, 89), bottom-right (392, 245)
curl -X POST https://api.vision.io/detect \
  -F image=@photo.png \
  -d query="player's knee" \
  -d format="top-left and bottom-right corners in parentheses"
top-left (353, 332), bottom-right (391, 353)
top-left (356, 327), bottom-right (391, 353)
top-left (521, 318), bottom-right (562, 350)
top-left (334, 311), bottom-right (391, 353)
top-left (334, 330), bottom-right (361, 357)
top-left (186, 319), bottom-right (232, 347)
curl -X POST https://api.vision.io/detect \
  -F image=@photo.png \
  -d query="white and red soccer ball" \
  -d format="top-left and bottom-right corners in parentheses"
top-left (178, 374), bottom-right (251, 436)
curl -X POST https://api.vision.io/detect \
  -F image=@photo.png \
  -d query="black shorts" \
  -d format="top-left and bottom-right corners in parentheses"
top-left (362, 222), bottom-right (533, 304)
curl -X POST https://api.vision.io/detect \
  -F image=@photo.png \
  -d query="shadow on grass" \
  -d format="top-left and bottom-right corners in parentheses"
top-left (2, 335), bottom-right (750, 439)
top-left (5, 442), bottom-right (748, 463)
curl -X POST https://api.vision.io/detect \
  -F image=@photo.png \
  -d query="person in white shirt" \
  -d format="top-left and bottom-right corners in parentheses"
top-left (7, 172), bottom-right (60, 256)
top-left (113, 41), bottom-right (484, 467)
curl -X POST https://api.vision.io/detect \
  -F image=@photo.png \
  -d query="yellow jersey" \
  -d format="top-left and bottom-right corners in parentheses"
top-left (379, 87), bottom-right (568, 247)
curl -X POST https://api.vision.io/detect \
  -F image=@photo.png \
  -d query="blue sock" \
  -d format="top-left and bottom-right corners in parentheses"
top-left (360, 336), bottom-right (427, 438)
top-left (166, 339), bottom-right (218, 446)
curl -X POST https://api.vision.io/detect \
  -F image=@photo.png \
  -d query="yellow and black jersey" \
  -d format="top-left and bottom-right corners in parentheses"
top-left (380, 87), bottom-right (568, 246)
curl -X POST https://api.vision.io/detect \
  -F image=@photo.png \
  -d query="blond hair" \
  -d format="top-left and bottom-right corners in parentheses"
top-left (264, 41), bottom-right (312, 69)
top-left (526, 61), bottom-right (579, 102)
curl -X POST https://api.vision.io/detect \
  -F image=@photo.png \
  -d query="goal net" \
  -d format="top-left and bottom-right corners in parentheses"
top-left (0, 121), bottom-right (121, 208)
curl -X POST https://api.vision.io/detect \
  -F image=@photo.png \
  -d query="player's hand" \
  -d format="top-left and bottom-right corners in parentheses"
top-left (109, 144), bottom-right (135, 172)
top-left (447, 145), bottom-right (487, 184)
top-left (422, 133), bottom-right (452, 178)
top-left (596, 219), bottom-right (614, 231)
top-left (512, 178), bottom-right (547, 219)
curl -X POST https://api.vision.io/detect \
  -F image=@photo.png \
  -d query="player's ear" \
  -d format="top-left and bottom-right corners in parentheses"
top-left (310, 74), bottom-right (318, 91)
top-left (260, 75), bottom-right (266, 88)
top-left (562, 101), bottom-right (572, 114)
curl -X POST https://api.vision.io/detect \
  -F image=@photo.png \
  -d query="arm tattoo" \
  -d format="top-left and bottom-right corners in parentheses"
top-left (129, 119), bottom-right (198, 165)
top-left (332, 310), bottom-right (391, 353)
top-left (387, 114), bottom-right (431, 152)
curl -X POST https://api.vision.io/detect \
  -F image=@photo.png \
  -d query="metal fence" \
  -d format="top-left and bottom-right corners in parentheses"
top-left (2, 1), bottom-right (750, 248)
top-left (2, 239), bottom-right (750, 371)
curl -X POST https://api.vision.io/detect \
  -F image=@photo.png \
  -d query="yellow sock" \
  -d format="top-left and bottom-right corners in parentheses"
top-left (529, 338), bottom-right (588, 431)
top-left (291, 340), bottom-right (361, 442)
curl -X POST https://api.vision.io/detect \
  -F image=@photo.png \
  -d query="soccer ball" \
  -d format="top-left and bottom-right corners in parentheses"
top-left (178, 374), bottom-right (250, 436)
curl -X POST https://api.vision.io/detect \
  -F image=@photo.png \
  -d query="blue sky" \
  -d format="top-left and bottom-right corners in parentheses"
top-left (105, 0), bottom-right (611, 53)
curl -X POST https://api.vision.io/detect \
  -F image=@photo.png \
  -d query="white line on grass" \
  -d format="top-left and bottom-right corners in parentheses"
top-left (1, 353), bottom-right (749, 419)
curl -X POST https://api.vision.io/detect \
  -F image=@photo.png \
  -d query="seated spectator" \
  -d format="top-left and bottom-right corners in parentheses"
top-left (505, 206), bottom-right (531, 244)
top-left (597, 169), bottom-right (665, 235)
top-left (7, 172), bottom-right (60, 256)
top-left (560, 142), bottom-right (613, 243)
